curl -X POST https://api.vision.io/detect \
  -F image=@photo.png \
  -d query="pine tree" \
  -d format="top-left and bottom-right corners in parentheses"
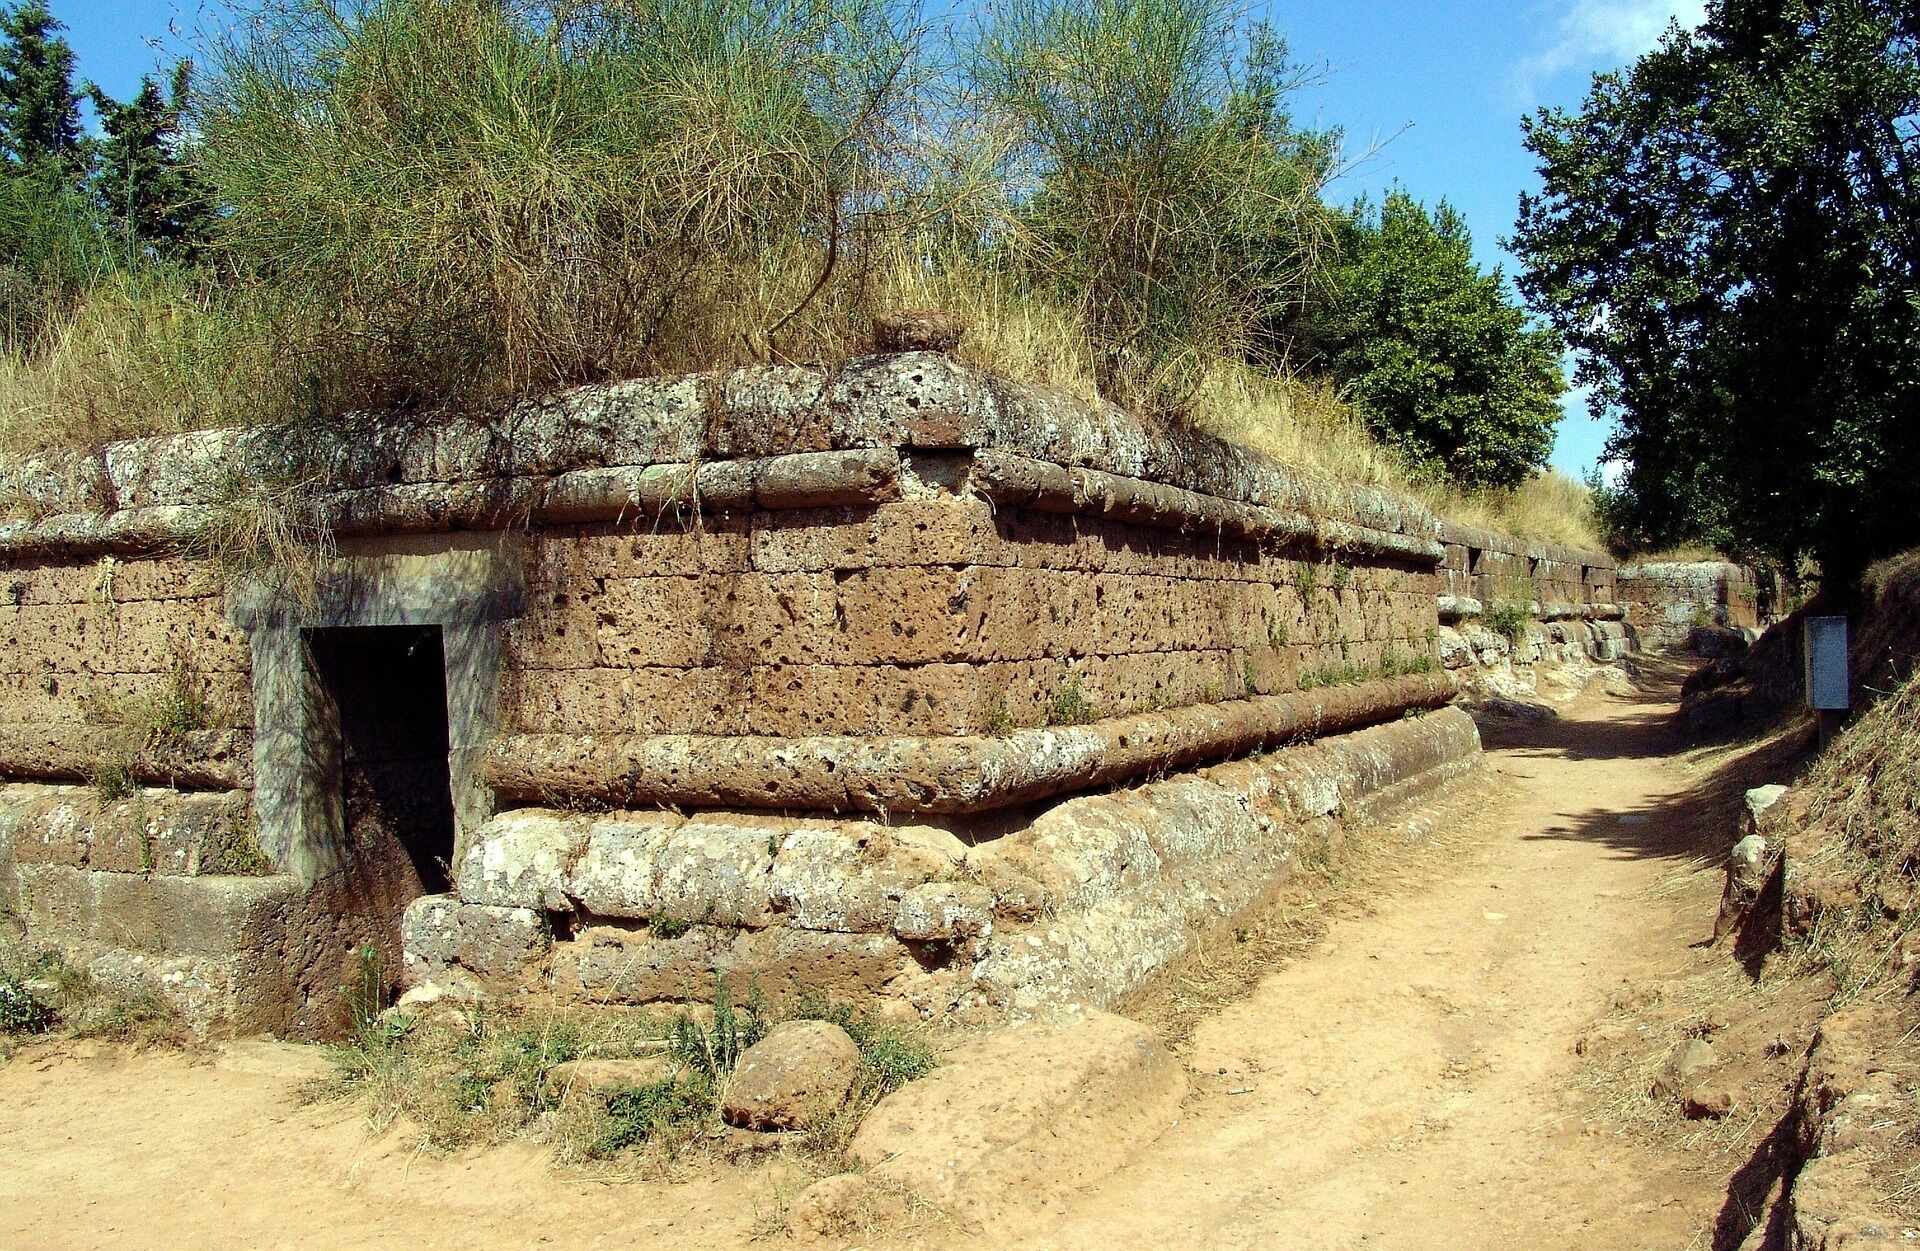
top-left (0, 0), bottom-right (83, 176)
top-left (88, 61), bottom-right (212, 260)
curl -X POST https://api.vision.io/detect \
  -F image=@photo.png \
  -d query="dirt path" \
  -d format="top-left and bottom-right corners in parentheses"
top-left (968, 675), bottom-right (1730, 1251)
top-left (0, 672), bottom-right (1734, 1251)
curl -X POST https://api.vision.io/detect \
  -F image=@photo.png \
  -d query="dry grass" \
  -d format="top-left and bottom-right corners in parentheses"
top-left (1784, 669), bottom-right (1920, 1005)
top-left (1628, 545), bottom-right (1732, 565)
top-left (2, 252), bottom-right (1609, 549)
top-left (0, 938), bottom-right (187, 1058)
top-left (0, 271), bottom-right (296, 456)
top-left (1433, 469), bottom-right (1602, 550)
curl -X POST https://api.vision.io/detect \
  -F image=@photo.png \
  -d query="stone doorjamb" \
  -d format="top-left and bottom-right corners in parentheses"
top-left (228, 534), bottom-right (525, 885)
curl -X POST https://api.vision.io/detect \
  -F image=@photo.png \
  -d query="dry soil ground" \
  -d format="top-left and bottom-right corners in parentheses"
top-left (0, 667), bottom-right (1754, 1250)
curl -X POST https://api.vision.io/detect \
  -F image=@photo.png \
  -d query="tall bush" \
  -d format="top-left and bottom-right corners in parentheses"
top-left (970, 2), bottom-right (1336, 413)
top-left (1315, 191), bottom-right (1563, 490)
top-left (193, 0), bottom-right (926, 409)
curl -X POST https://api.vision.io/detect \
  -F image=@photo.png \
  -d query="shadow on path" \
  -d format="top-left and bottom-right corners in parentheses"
top-left (1477, 666), bottom-right (1817, 866)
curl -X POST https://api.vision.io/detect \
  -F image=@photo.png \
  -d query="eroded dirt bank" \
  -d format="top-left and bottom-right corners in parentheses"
top-left (0, 670), bottom-right (1750, 1251)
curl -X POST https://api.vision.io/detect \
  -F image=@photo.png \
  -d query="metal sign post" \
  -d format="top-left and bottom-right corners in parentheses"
top-left (1804, 615), bottom-right (1849, 746)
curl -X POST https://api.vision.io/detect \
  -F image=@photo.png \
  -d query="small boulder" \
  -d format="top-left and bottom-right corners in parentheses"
top-left (1684, 1085), bottom-right (1735, 1119)
top-left (787, 1173), bottom-right (900, 1242)
top-left (722, 1020), bottom-right (860, 1131)
top-left (1715, 831), bottom-right (1779, 944)
top-left (1744, 784), bottom-right (1789, 832)
top-left (849, 1009), bottom-right (1186, 1228)
top-left (872, 309), bottom-right (965, 353)
top-left (1654, 1038), bottom-right (1718, 1099)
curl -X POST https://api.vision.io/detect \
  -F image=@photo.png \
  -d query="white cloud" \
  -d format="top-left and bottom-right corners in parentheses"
top-left (1517, 0), bottom-right (1708, 99)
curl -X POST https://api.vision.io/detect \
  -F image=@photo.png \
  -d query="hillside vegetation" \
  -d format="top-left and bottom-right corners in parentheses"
top-left (0, 0), bottom-right (1598, 547)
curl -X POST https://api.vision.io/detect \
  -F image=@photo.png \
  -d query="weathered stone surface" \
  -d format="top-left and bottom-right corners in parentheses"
top-left (721, 1019), bottom-right (861, 1130)
top-left (1745, 784), bottom-right (1789, 831)
top-left (400, 896), bottom-right (548, 985)
top-left (18, 863), bottom-right (302, 955)
top-left (1684, 1085), bottom-right (1734, 1119)
top-left (0, 784), bottom-right (256, 876)
top-left (1785, 1006), bottom-right (1920, 1249)
top-left (454, 809), bottom-right (584, 910)
top-left (560, 924), bottom-right (733, 1003)
top-left (555, 922), bottom-right (913, 1007)
top-left (850, 1010), bottom-right (1186, 1226)
top-left (893, 882), bottom-right (993, 942)
top-left (972, 708), bottom-right (1481, 1012)
top-left (0, 724), bottom-right (252, 791)
top-left (82, 944), bottom-right (239, 1035)
top-left (561, 813), bottom-right (683, 918)
top-left (755, 449), bottom-right (900, 510)
top-left (724, 928), bottom-right (910, 1004)
top-left (651, 819), bottom-right (778, 927)
top-left (435, 707), bottom-right (1483, 1014)
top-left (0, 802), bottom-right (15, 916)
top-left (769, 824), bottom-right (960, 933)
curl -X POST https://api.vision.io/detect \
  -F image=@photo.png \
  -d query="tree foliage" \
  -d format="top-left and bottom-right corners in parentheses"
top-left (88, 62), bottom-right (212, 262)
top-left (0, 0), bottom-right (80, 174)
top-left (0, 3), bottom-right (211, 351)
top-left (1514, 0), bottom-right (1920, 576)
top-left (1314, 191), bottom-right (1563, 490)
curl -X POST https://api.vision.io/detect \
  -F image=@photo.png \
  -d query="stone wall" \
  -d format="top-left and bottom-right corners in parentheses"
top-left (1618, 561), bottom-right (1765, 648)
top-left (502, 500), bottom-right (1437, 743)
top-left (0, 351), bottom-right (1647, 1031)
top-left (1431, 521), bottom-right (1634, 697)
top-left (0, 783), bottom-right (384, 1035)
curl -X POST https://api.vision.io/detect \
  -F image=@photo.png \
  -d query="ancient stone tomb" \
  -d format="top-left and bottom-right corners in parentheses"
top-left (0, 352), bottom-right (1500, 1034)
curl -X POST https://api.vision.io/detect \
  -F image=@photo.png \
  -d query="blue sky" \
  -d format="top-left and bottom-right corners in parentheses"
top-left (46, 0), bottom-right (1706, 478)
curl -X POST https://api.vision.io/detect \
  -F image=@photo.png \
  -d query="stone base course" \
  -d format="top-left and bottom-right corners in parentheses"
top-left (406, 706), bottom-right (1483, 1017)
top-left (484, 671), bottom-right (1454, 815)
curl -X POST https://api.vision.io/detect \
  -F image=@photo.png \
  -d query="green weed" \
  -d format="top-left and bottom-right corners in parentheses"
top-left (1481, 601), bottom-right (1530, 642)
top-left (647, 910), bottom-right (691, 941)
top-left (1295, 562), bottom-right (1319, 600)
top-left (1047, 678), bottom-right (1096, 726)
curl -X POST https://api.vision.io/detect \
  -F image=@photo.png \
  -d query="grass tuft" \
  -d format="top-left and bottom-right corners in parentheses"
top-left (316, 979), bottom-right (939, 1168)
top-left (0, 941), bottom-right (183, 1054)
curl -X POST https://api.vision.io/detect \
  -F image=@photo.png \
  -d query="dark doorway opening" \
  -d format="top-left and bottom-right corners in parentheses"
top-left (308, 625), bottom-right (457, 897)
